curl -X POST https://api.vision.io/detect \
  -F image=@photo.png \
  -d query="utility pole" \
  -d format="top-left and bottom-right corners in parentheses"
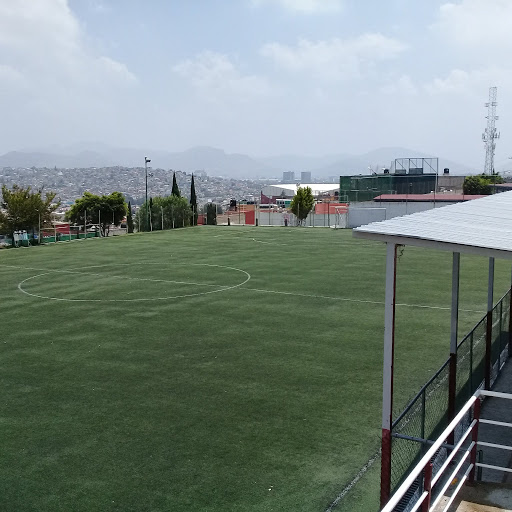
top-left (482, 87), bottom-right (499, 174)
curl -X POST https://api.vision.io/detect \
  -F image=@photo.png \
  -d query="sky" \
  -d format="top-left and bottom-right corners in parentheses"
top-left (1, 0), bottom-right (511, 167)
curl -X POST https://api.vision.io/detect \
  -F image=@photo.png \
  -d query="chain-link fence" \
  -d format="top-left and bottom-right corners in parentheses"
top-left (389, 288), bottom-right (511, 505)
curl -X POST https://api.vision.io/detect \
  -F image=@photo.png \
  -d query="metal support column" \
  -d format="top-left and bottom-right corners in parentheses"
top-left (485, 258), bottom-right (495, 389)
top-left (448, 253), bottom-right (460, 433)
top-left (380, 242), bottom-right (398, 508)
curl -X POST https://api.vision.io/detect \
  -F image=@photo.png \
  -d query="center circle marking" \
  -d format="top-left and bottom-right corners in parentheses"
top-left (17, 262), bottom-right (251, 302)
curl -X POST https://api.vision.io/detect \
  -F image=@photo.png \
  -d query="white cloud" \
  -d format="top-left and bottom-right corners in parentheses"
top-left (260, 34), bottom-right (406, 81)
top-left (425, 69), bottom-right (472, 95)
top-left (380, 75), bottom-right (418, 96)
top-left (0, 64), bottom-right (25, 85)
top-left (433, 0), bottom-right (512, 51)
top-left (0, 0), bottom-right (135, 86)
top-left (173, 51), bottom-right (272, 101)
top-left (251, 0), bottom-right (343, 13)
top-left (425, 67), bottom-right (512, 96)
top-left (0, 0), bottom-right (137, 150)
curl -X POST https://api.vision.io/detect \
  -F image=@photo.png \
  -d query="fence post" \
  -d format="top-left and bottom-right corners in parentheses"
top-left (469, 398), bottom-right (481, 484)
top-left (485, 309), bottom-right (493, 389)
top-left (499, 300), bottom-right (503, 369)
top-left (485, 258), bottom-right (494, 389)
top-left (421, 390), bottom-right (426, 440)
top-left (469, 332), bottom-right (474, 396)
top-left (421, 463), bottom-right (433, 512)
top-left (509, 288), bottom-right (512, 358)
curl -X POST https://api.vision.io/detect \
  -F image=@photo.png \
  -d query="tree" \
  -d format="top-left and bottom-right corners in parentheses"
top-left (289, 186), bottom-right (315, 225)
top-left (67, 191), bottom-right (127, 236)
top-left (149, 197), bottom-right (154, 231)
top-left (190, 174), bottom-right (198, 226)
top-left (206, 203), bottom-right (217, 225)
top-left (171, 172), bottom-right (181, 197)
top-left (135, 194), bottom-right (192, 231)
top-left (0, 184), bottom-right (59, 244)
top-left (463, 173), bottom-right (503, 195)
top-left (127, 201), bottom-right (134, 233)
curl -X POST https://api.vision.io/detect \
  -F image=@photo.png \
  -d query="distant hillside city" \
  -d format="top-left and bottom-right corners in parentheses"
top-left (0, 143), bottom-right (487, 212)
top-left (0, 165), bottom-right (274, 208)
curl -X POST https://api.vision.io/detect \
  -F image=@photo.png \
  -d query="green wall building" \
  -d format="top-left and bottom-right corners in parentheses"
top-left (340, 173), bottom-right (437, 202)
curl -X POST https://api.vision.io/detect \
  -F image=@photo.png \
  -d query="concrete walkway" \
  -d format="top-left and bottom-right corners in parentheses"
top-left (478, 361), bottom-right (512, 485)
top-left (436, 357), bottom-right (512, 512)
top-left (437, 483), bottom-right (512, 511)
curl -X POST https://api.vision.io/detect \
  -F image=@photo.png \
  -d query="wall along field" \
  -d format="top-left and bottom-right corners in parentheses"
top-left (0, 227), bottom-right (509, 511)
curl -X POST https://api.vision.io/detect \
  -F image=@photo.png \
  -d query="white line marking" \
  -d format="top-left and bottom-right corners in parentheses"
top-left (250, 238), bottom-right (287, 245)
top-left (1, 263), bottom-right (483, 311)
top-left (1, 264), bottom-right (226, 288)
top-left (13, 263), bottom-right (250, 302)
top-left (325, 449), bottom-right (381, 512)
top-left (245, 287), bottom-right (482, 312)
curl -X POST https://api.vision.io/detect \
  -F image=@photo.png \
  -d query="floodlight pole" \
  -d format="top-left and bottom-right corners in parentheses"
top-left (380, 242), bottom-right (397, 508)
top-left (145, 156), bottom-right (151, 231)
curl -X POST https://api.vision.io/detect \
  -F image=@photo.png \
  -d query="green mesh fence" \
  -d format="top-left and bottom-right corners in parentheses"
top-left (390, 361), bottom-right (450, 492)
top-left (390, 289), bottom-right (511, 496)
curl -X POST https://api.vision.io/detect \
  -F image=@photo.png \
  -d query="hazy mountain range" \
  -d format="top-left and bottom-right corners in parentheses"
top-left (0, 143), bottom-right (480, 178)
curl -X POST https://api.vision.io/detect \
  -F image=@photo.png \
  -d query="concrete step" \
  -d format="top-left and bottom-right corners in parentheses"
top-left (435, 482), bottom-right (512, 512)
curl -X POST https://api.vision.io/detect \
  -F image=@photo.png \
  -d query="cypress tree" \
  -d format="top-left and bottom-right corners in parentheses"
top-left (171, 172), bottom-right (181, 197)
top-left (190, 174), bottom-right (198, 226)
top-left (149, 197), bottom-right (154, 231)
top-left (206, 203), bottom-right (217, 225)
top-left (127, 201), bottom-right (134, 233)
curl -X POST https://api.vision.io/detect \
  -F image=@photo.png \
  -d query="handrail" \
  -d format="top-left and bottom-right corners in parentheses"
top-left (381, 389), bottom-right (512, 512)
top-left (381, 394), bottom-right (478, 512)
top-left (389, 288), bottom-right (511, 497)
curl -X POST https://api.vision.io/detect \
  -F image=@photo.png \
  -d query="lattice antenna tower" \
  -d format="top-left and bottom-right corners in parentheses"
top-left (482, 86), bottom-right (499, 174)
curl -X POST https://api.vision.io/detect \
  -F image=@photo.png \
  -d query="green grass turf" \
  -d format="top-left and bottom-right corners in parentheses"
top-left (0, 227), bottom-right (510, 512)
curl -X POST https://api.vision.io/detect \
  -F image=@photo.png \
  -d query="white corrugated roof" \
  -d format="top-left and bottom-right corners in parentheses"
top-left (353, 191), bottom-right (512, 259)
top-left (261, 183), bottom-right (339, 196)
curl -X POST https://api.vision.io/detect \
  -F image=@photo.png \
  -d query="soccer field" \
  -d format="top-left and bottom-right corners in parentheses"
top-left (1, 227), bottom-right (510, 512)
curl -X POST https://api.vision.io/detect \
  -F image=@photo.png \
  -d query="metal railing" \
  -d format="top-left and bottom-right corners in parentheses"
top-left (382, 389), bottom-right (512, 512)
top-left (389, 289), bottom-right (511, 495)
